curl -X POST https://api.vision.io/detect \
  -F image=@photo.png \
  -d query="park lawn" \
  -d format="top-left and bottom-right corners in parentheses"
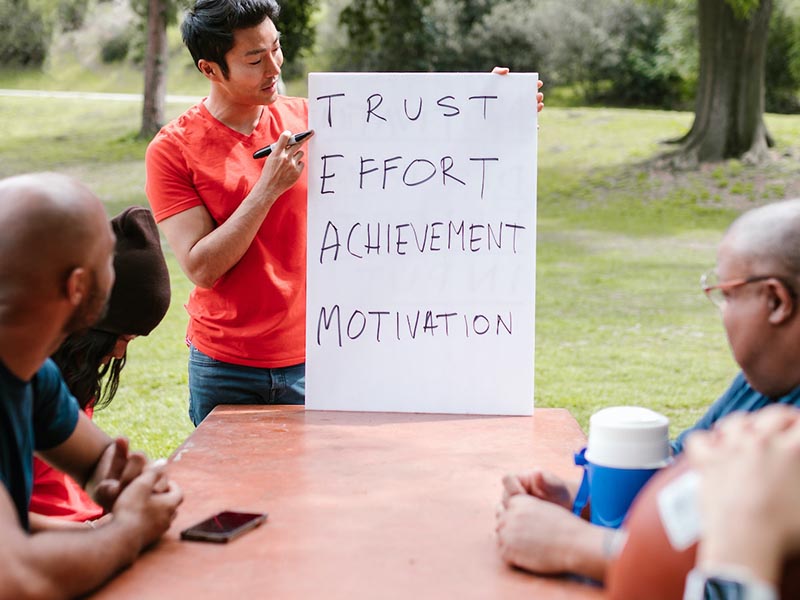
top-left (3, 91), bottom-right (800, 457)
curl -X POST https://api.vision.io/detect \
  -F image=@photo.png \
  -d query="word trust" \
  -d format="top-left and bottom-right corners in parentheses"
top-left (315, 92), bottom-right (500, 127)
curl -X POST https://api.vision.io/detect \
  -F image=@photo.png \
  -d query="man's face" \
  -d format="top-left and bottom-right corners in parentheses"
top-left (217, 18), bottom-right (283, 106)
top-left (715, 238), bottom-right (770, 384)
top-left (64, 220), bottom-right (116, 335)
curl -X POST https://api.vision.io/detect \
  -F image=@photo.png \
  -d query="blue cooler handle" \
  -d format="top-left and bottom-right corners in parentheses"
top-left (572, 448), bottom-right (590, 517)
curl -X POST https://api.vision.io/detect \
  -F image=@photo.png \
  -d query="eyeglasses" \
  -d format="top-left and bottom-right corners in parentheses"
top-left (700, 270), bottom-right (798, 308)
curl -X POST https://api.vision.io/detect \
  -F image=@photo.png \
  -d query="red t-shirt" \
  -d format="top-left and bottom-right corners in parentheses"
top-left (29, 407), bottom-right (103, 522)
top-left (145, 97), bottom-right (309, 367)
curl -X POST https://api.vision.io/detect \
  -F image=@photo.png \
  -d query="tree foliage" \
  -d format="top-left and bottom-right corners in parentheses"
top-left (130, 0), bottom-right (181, 25)
top-left (56, 0), bottom-right (91, 31)
top-left (338, 0), bottom-right (434, 71)
top-left (324, 0), bottom-right (800, 113)
top-left (0, 0), bottom-right (50, 67)
top-left (106, 0), bottom-right (178, 65)
top-left (765, 0), bottom-right (800, 112)
top-left (334, 0), bottom-right (692, 107)
top-left (725, 0), bottom-right (762, 18)
top-left (9, 0), bottom-right (800, 122)
top-left (275, 0), bottom-right (318, 75)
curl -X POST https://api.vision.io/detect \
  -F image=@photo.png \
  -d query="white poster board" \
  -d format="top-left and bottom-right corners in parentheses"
top-left (306, 73), bottom-right (537, 415)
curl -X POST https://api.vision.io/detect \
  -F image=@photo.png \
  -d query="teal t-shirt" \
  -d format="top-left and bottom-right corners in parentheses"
top-left (0, 359), bottom-right (80, 529)
top-left (671, 372), bottom-right (800, 455)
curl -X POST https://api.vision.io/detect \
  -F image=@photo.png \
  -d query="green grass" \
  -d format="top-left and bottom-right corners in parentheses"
top-left (533, 229), bottom-right (734, 434)
top-left (3, 73), bottom-right (800, 454)
top-left (529, 106), bottom-right (800, 435)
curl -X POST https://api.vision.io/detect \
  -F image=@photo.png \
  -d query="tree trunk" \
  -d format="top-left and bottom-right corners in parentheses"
top-left (674, 0), bottom-right (773, 166)
top-left (139, 0), bottom-right (168, 140)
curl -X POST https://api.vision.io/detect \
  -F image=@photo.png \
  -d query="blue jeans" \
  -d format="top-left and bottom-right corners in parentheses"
top-left (188, 345), bottom-right (305, 426)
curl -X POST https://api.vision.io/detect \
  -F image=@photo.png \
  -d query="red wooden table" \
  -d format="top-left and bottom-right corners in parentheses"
top-left (90, 406), bottom-right (602, 599)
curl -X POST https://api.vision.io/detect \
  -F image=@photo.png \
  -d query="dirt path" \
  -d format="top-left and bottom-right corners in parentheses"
top-left (0, 89), bottom-right (201, 104)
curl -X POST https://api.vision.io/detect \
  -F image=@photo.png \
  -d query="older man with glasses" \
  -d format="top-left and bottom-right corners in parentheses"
top-left (494, 198), bottom-right (800, 586)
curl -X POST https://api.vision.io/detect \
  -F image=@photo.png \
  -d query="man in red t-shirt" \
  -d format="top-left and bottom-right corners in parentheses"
top-left (146, 0), bottom-right (311, 425)
top-left (147, 0), bottom-right (545, 426)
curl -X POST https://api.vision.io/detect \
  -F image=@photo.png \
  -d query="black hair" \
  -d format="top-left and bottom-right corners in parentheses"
top-left (181, 0), bottom-right (280, 78)
top-left (52, 329), bottom-right (127, 411)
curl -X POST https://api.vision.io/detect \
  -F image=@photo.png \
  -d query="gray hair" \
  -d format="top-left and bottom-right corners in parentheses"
top-left (726, 199), bottom-right (800, 279)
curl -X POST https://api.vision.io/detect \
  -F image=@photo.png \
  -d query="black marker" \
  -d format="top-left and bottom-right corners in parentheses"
top-left (253, 129), bottom-right (315, 159)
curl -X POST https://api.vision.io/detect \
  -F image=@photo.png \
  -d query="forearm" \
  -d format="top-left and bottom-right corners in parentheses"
top-left (2, 519), bottom-right (142, 600)
top-left (565, 521), bottom-right (614, 582)
top-left (28, 512), bottom-right (91, 533)
top-left (498, 496), bottom-right (613, 581)
top-left (38, 414), bottom-right (113, 490)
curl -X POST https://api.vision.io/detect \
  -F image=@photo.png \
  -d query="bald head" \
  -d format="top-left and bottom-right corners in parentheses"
top-left (0, 172), bottom-right (112, 289)
top-left (0, 173), bottom-right (117, 378)
top-left (724, 199), bottom-right (800, 278)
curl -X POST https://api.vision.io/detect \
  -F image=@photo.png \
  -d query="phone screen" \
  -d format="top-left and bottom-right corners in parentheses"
top-left (180, 511), bottom-right (267, 543)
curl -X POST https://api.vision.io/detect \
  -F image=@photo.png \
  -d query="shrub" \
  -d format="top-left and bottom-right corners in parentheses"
top-left (100, 30), bottom-right (131, 63)
top-left (336, 0), bottom-right (436, 71)
top-left (765, 2), bottom-right (800, 113)
top-left (427, 0), bottom-right (692, 108)
top-left (57, 0), bottom-right (90, 31)
top-left (0, 0), bottom-right (50, 67)
top-left (318, 0), bottom-right (799, 113)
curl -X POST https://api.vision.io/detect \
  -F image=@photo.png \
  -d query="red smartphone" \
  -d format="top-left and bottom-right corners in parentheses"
top-left (180, 511), bottom-right (267, 543)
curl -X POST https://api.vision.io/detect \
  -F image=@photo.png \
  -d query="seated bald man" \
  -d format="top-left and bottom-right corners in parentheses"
top-left (0, 173), bottom-right (183, 599)
top-left (495, 198), bottom-right (800, 584)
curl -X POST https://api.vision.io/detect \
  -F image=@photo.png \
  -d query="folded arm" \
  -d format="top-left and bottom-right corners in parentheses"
top-left (0, 467), bottom-right (181, 600)
top-left (37, 412), bottom-right (112, 493)
top-left (496, 494), bottom-right (613, 582)
top-left (38, 412), bottom-right (147, 511)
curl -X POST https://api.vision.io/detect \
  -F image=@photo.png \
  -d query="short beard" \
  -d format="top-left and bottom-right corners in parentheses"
top-left (63, 277), bottom-right (110, 336)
